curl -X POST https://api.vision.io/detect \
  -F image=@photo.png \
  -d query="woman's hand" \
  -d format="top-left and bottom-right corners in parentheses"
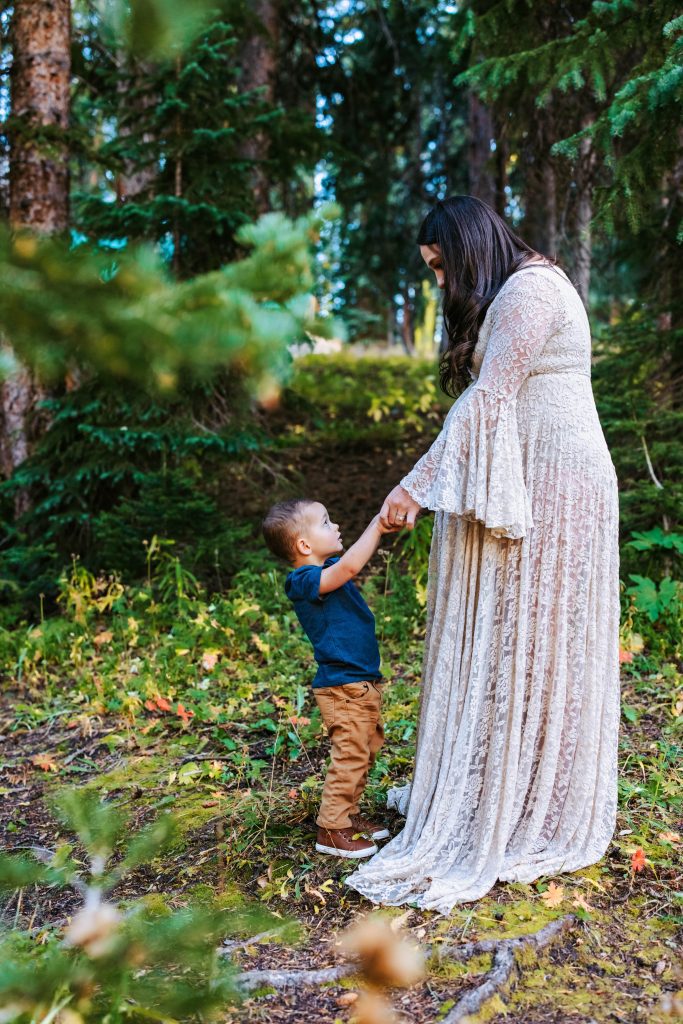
top-left (380, 485), bottom-right (422, 530)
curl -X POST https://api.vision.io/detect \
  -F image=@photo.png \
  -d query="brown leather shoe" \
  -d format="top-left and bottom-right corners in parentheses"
top-left (350, 813), bottom-right (391, 841)
top-left (315, 826), bottom-right (378, 859)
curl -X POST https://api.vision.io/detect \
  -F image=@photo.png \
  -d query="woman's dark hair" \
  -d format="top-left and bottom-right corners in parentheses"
top-left (417, 195), bottom-right (554, 396)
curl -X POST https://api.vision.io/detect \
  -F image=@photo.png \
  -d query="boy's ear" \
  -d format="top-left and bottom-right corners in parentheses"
top-left (294, 536), bottom-right (311, 556)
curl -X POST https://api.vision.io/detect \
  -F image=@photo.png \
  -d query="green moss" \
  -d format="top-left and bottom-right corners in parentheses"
top-left (430, 951), bottom-right (492, 981)
top-left (458, 992), bottom-right (508, 1022)
top-left (81, 754), bottom-right (168, 795)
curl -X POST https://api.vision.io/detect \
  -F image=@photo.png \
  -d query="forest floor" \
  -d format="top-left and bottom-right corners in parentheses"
top-left (1, 357), bottom-right (681, 1023)
top-left (1, 655), bottom-right (681, 1024)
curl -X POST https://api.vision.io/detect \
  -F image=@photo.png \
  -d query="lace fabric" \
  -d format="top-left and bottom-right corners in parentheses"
top-left (346, 266), bottom-right (621, 913)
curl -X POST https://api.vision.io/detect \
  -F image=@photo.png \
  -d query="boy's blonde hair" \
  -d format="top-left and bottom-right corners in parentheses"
top-left (262, 499), bottom-right (315, 562)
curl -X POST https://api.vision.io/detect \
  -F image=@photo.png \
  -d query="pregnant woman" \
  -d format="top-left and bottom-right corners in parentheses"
top-left (346, 195), bottom-right (621, 913)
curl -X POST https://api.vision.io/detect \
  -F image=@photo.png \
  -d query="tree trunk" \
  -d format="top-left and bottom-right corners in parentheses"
top-left (238, 0), bottom-right (279, 215)
top-left (572, 115), bottom-right (596, 305)
top-left (9, 0), bottom-right (70, 231)
top-left (400, 289), bottom-right (415, 355)
top-left (115, 55), bottom-right (157, 202)
top-left (1, 0), bottom-right (71, 511)
top-left (493, 113), bottom-right (508, 216)
top-left (467, 91), bottom-right (496, 208)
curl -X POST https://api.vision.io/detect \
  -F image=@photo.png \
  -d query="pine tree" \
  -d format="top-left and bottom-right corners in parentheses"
top-left (71, 4), bottom-right (322, 277)
top-left (316, 0), bottom-right (466, 350)
top-left (451, 0), bottom-right (682, 303)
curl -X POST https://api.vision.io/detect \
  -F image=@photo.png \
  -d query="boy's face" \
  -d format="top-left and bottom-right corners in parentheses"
top-left (295, 502), bottom-right (343, 560)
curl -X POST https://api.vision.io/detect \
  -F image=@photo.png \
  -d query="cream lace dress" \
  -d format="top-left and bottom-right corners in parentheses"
top-left (346, 264), bottom-right (621, 913)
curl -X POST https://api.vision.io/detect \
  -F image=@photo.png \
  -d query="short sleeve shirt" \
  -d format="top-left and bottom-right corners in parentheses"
top-left (285, 557), bottom-right (382, 688)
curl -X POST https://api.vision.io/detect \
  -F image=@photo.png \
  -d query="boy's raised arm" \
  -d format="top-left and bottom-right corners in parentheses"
top-left (319, 515), bottom-right (396, 595)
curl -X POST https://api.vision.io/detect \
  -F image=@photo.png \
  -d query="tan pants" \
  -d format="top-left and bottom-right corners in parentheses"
top-left (314, 680), bottom-right (385, 830)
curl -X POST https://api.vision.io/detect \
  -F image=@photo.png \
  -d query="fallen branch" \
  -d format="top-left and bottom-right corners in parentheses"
top-left (231, 913), bottom-right (578, 1013)
top-left (235, 964), bottom-right (355, 993)
top-left (438, 914), bottom-right (577, 1023)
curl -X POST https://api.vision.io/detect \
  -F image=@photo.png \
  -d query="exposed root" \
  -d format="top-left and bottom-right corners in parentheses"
top-left (231, 913), bottom-right (578, 1016)
top-left (236, 963), bottom-right (356, 993)
top-left (438, 914), bottom-right (577, 1023)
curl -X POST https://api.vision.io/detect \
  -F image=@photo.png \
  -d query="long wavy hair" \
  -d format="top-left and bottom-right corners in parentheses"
top-left (417, 196), bottom-right (553, 397)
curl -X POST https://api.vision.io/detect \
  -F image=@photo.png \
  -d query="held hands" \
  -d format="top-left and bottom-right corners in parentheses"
top-left (379, 485), bottom-right (422, 531)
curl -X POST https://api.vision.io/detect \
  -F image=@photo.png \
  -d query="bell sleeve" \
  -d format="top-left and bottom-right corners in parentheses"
top-left (400, 272), bottom-right (564, 540)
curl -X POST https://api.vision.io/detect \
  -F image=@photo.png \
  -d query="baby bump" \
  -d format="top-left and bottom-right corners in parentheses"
top-left (516, 374), bottom-right (618, 506)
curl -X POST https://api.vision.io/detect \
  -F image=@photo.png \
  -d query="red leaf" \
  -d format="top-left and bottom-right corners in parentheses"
top-left (155, 696), bottom-right (172, 712)
top-left (176, 703), bottom-right (194, 723)
top-left (631, 847), bottom-right (646, 873)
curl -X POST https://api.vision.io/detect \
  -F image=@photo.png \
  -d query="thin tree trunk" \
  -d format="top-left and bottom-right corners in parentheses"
top-left (467, 91), bottom-right (496, 208)
top-left (400, 290), bottom-right (415, 355)
top-left (238, 0), bottom-right (279, 215)
top-left (1, 0), bottom-right (71, 511)
top-left (115, 55), bottom-right (157, 201)
top-left (542, 158), bottom-right (558, 257)
top-left (493, 114), bottom-right (508, 217)
top-left (573, 114), bottom-right (596, 305)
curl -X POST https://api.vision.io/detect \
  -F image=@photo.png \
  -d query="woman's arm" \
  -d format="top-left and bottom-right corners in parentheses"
top-left (381, 270), bottom-right (564, 539)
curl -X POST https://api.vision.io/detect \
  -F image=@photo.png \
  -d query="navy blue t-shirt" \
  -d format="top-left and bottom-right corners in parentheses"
top-left (284, 557), bottom-right (382, 688)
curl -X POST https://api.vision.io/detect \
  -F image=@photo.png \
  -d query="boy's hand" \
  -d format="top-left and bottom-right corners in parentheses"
top-left (375, 514), bottom-right (403, 535)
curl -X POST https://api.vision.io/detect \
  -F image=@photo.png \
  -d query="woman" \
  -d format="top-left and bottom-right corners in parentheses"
top-left (346, 196), bottom-right (621, 913)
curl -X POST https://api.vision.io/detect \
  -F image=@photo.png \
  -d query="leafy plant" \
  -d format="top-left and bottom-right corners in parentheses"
top-left (0, 788), bottom-right (289, 1023)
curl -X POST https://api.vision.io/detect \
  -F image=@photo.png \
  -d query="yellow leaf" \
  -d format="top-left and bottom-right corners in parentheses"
top-left (31, 753), bottom-right (59, 772)
top-left (541, 882), bottom-right (565, 908)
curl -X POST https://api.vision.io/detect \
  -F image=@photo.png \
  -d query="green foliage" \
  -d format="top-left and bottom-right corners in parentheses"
top-left (0, 788), bottom-right (292, 1023)
top-left (73, 5), bottom-right (322, 274)
top-left (454, 0), bottom-right (683, 240)
top-left (316, 0), bottom-right (466, 341)
top-left (103, 0), bottom-right (218, 59)
top-left (282, 353), bottom-right (450, 436)
top-left (0, 207), bottom-right (338, 390)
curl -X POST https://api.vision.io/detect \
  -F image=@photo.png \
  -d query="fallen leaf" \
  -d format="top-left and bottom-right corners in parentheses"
top-left (631, 847), bottom-right (646, 873)
top-left (176, 703), bottom-right (195, 724)
top-left (288, 788), bottom-right (298, 799)
top-left (93, 630), bottom-right (113, 646)
top-left (388, 909), bottom-right (414, 933)
top-left (31, 753), bottom-right (59, 772)
top-left (541, 882), bottom-right (565, 908)
top-left (155, 696), bottom-right (172, 712)
top-left (201, 652), bottom-right (219, 672)
top-left (336, 992), bottom-right (358, 1007)
top-left (659, 831), bottom-right (680, 844)
top-left (571, 894), bottom-right (595, 913)
top-left (618, 647), bottom-right (634, 664)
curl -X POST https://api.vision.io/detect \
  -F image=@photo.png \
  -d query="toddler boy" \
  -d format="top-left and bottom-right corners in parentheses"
top-left (262, 499), bottom-right (398, 859)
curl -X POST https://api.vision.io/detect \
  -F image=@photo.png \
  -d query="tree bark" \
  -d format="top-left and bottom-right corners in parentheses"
top-left (1, 0), bottom-right (71, 510)
top-left (400, 289), bottom-right (415, 355)
top-left (238, 0), bottom-right (279, 215)
top-left (9, 0), bottom-right (70, 231)
top-left (467, 91), bottom-right (496, 208)
top-left (572, 114), bottom-right (596, 305)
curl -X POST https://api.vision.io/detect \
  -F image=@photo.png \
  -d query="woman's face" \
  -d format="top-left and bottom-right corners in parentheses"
top-left (420, 244), bottom-right (445, 290)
